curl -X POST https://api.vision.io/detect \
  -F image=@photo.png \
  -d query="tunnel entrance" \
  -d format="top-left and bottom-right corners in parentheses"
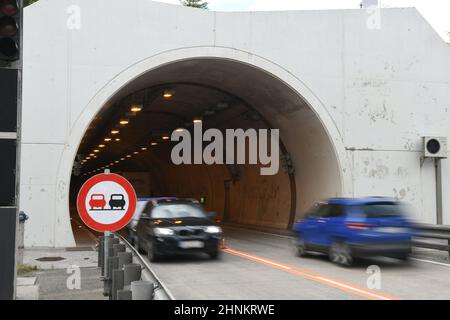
top-left (69, 57), bottom-right (343, 243)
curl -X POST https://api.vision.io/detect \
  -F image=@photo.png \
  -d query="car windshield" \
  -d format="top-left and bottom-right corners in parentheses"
top-left (151, 204), bottom-right (206, 219)
top-left (357, 202), bottom-right (404, 218)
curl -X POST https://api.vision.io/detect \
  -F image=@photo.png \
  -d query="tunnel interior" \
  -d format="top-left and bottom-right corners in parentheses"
top-left (69, 58), bottom-right (342, 238)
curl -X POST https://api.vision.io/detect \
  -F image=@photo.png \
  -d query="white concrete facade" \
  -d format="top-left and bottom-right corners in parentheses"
top-left (21, 0), bottom-right (450, 247)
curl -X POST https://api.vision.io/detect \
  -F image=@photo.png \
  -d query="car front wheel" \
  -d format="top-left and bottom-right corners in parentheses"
top-left (330, 241), bottom-right (353, 267)
top-left (292, 236), bottom-right (307, 257)
top-left (147, 241), bottom-right (160, 263)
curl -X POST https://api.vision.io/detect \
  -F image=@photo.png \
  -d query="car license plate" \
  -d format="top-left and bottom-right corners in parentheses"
top-left (374, 227), bottom-right (407, 234)
top-left (179, 241), bottom-right (204, 249)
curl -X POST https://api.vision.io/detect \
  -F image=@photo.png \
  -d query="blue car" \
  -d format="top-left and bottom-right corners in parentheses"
top-left (292, 198), bottom-right (415, 266)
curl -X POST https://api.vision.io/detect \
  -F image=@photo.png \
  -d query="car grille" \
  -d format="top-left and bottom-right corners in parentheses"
top-left (176, 228), bottom-right (204, 237)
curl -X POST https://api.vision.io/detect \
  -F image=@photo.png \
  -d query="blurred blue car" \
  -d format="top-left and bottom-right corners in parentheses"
top-left (292, 198), bottom-right (415, 266)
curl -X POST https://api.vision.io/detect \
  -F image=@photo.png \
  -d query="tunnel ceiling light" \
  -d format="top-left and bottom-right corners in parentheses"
top-left (115, 138), bottom-right (121, 142)
top-left (104, 137), bottom-right (112, 142)
top-left (85, 157), bottom-right (91, 160)
top-left (163, 89), bottom-right (174, 100)
top-left (111, 130), bottom-right (120, 135)
top-left (126, 155), bottom-right (131, 158)
top-left (119, 119), bottom-right (129, 125)
top-left (141, 147), bottom-right (148, 151)
top-left (93, 149), bottom-right (100, 153)
top-left (115, 160), bottom-right (119, 163)
top-left (89, 153), bottom-right (95, 156)
top-left (193, 118), bottom-right (202, 124)
top-left (175, 128), bottom-right (186, 132)
top-left (120, 158), bottom-right (125, 161)
top-left (133, 151), bottom-right (139, 155)
top-left (99, 144), bottom-right (105, 148)
top-left (162, 136), bottom-right (170, 140)
top-left (151, 142), bottom-right (158, 146)
top-left (130, 105), bottom-right (143, 112)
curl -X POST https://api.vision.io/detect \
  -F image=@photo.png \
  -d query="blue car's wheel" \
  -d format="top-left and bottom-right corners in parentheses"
top-left (330, 241), bottom-right (353, 267)
top-left (292, 236), bottom-right (307, 257)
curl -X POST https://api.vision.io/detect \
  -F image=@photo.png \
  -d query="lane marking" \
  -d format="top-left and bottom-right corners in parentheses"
top-left (223, 247), bottom-right (398, 300)
top-left (410, 258), bottom-right (450, 267)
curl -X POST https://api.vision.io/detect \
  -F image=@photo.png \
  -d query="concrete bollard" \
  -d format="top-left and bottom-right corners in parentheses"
top-left (113, 243), bottom-right (126, 256)
top-left (123, 264), bottom-right (142, 286)
top-left (103, 237), bottom-right (119, 276)
top-left (117, 252), bottom-right (133, 269)
top-left (112, 269), bottom-right (124, 300)
top-left (104, 256), bottom-right (119, 297)
top-left (117, 290), bottom-right (132, 300)
top-left (131, 281), bottom-right (154, 300)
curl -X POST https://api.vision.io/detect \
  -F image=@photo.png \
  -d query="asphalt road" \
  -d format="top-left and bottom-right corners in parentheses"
top-left (145, 226), bottom-right (450, 300)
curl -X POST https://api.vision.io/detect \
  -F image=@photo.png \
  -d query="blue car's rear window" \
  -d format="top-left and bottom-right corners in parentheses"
top-left (356, 202), bottom-right (404, 218)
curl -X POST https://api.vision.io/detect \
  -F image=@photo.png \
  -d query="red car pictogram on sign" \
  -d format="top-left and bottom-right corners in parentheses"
top-left (89, 194), bottom-right (106, 210)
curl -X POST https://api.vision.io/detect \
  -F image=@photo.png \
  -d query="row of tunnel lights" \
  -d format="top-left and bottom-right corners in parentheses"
top-left (81, 89), bottom-right (203, 176)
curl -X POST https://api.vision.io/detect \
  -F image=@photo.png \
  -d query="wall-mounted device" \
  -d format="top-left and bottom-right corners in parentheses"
top-left (423, 137), bottom-right (447, 159)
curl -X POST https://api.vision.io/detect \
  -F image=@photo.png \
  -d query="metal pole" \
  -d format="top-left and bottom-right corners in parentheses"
top-left (435, 158), bottom-right (443, 225)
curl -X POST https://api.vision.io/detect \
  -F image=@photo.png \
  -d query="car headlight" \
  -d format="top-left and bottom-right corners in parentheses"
top-left (204, 226), bottom-right (222, 234)
top-left (154, 228), bottom-right (175, 236)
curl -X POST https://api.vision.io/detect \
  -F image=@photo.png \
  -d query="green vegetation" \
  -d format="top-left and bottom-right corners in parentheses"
top-left (180, 0), bottom-right (208, 9)
top-left (24, 0), bottom-right (39, 6)
top-left (17, 264), bottom-right (39, 275)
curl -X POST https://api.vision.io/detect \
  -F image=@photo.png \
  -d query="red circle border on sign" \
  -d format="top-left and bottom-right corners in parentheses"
top-left (76, 173), bottom-right (137, 232)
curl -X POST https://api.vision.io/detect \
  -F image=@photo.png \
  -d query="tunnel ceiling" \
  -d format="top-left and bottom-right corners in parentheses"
top-left (76, 58), bottom-right (314, 175)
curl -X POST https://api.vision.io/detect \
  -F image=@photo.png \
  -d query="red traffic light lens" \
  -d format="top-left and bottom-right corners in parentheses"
top-left (0, 16), bottom-right (17, 37)
top-left (0, 37), bottom-right (18, 57)
top-left (0, 0), bottom-right (18, 16)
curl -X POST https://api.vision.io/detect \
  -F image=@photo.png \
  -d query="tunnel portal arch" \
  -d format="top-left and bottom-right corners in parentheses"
top-left (57, 47), bottom-right (352, 246)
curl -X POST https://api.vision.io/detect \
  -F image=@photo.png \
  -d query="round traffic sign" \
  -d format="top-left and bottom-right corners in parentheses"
top-left (76, 173), bottom-right (137, 232)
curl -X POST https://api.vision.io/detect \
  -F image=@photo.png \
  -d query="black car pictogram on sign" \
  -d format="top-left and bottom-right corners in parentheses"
top-left (109, 194), bottom-right (126, 210)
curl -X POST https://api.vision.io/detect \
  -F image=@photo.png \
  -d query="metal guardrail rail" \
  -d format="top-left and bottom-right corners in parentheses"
top-left (413, 224), bottom-right (450, 256)
top-left (115, 233), bottom-right (175, 300)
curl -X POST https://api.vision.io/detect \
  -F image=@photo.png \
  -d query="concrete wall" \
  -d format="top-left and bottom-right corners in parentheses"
top-left (21, 0), bottom-right (450, 246)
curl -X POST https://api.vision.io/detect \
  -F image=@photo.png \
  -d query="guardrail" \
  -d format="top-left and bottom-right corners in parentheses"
top-left (413, 224), bottom-right (450, 257)
top-left (98, 233), bottom-right (174, 300)
top-left (116, 233), bottom-right (175, 300)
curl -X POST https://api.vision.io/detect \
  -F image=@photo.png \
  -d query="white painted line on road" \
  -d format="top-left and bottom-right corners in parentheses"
top-left (410, 258), bottom-right (450, 267)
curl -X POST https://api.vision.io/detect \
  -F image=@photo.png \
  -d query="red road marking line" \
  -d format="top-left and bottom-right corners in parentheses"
top-left (222, 247), bottom-right (399, 301)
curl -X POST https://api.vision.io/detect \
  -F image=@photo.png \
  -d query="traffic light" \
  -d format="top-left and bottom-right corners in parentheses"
top-left (0, 0), bottom-right (20, 62)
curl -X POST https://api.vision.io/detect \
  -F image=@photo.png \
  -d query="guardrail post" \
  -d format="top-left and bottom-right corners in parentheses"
top-left (104, 237), bottom-right (119, 276)
top-left (113, 243), bottom-right (126, 256)
top-left (118, 252), bottom-right (133, 269)
top-left (105, 256), bottom-right (119, 299)
top-left (131, 281), bottom-right (154, 300)
top-left (124, 264), bottom-right (142, 288)
top-left (448, 239), bottom-right (450, 260)
top-left (117, 289), bottom-right (132, 300)
top-left (98, 236), bottom-right (105, 269)
top-left (112, 269), bottom-right (124, 300)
